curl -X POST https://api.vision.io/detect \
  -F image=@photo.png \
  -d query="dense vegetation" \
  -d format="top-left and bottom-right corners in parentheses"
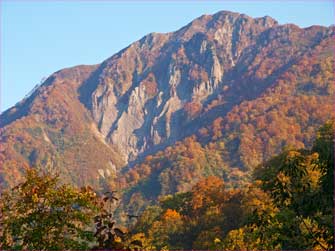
top-left (0, 169), bottom-right (142, 250)
top-left (129, 121), bottom-right (334, 250)
top-left (1, 121), bottom-right (333, 250)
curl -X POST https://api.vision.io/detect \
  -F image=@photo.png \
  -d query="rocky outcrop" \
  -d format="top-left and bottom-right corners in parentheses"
top-left (84, 11), bottom-right (282, 162)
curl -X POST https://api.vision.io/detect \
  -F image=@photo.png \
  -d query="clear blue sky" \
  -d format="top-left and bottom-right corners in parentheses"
top-left (1, 1), bottom-right (334, 112)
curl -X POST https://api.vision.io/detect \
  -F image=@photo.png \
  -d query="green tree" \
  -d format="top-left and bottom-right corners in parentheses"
top-left (312, 120), bottom-right (334, 211)
top-left (0, 168), bottom-right (99, 250)
top-left (252, 121), bottom-right (334, 250)
top-left (310, 121), bottom-right (334, 249)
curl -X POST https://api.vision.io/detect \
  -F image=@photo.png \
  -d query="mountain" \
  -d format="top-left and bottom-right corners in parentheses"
top-left (0, 11), bottom-right (333, 196)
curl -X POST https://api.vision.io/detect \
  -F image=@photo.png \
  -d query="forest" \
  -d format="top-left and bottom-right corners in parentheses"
top-left (0, 121), bottom-right (333, 250)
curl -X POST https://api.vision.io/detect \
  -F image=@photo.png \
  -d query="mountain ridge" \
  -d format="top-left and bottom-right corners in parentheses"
top-left (0, 10), bottom-right (333, 191)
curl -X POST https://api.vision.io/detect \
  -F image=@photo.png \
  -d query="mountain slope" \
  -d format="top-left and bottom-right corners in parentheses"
top-left (119, 40), bottom-right (334, 214)
top-left (0, 65), bottom-right (124, 188)
top-left (0, 11), bottom-right (334, 192)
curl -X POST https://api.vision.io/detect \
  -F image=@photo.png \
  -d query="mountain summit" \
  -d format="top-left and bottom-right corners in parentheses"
top-left (0, 11), bottom-right (333, 190)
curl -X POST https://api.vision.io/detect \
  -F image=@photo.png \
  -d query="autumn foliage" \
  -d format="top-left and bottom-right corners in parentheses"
top-left (130, 122), bottom-right (334, 250)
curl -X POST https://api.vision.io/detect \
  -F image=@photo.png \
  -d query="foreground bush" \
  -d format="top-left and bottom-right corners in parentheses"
top-left (0, 169), bottom-right (100, 250)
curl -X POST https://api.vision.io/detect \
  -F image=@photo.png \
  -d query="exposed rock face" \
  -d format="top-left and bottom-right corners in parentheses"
top-left (0, 10), bottom-right (334, 189)
top-left (83, 11), bottom-right (282, 161)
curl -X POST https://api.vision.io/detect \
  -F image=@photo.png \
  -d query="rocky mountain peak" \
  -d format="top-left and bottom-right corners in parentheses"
top-left (0, 10), bottom-right (333, 190)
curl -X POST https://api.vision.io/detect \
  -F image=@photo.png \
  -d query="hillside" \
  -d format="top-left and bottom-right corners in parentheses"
top-left (0, 10), bottom-right (334, 197)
